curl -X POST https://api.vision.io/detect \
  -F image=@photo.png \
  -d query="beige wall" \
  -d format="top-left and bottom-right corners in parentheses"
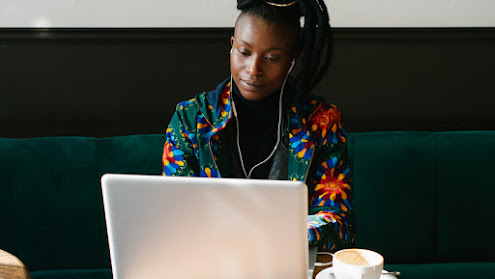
top-left (0, 0), bottom-right (494, 28)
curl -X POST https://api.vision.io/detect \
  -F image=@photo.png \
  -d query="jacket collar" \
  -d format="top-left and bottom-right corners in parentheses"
top-left (195, 77), bottom-right (233, 134)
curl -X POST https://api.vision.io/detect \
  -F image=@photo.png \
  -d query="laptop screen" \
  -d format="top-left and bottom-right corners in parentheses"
top-left (102, 174), bottom-right (310, 279)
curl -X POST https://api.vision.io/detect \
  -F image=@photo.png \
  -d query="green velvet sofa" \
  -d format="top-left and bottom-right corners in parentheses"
top-left (1, 132), bottom-right (494, 279)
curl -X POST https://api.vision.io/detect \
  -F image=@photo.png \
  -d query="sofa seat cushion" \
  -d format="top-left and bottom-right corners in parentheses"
top-left (385, 262), bottom-right (495, 279)
top-left (31, 268), bottom-right (112, 279)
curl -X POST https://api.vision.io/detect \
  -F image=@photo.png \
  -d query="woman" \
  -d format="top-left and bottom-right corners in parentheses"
top-left (162, 0), bottom-right (353, 251)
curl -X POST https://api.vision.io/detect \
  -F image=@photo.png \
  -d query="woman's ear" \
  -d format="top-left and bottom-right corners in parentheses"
top-left (230, 36), bottom-right (234, 48)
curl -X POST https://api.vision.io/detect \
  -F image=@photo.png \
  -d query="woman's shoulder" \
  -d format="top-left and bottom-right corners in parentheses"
top-left (172, 78), bottom-right (231, 132)
top-left (298, 94), bottom-right (342, 117)
top-left (297, 94), bottom-right (347, 146)
top-left (175, 77), bottom-right (230, 113)
top-left (175, 98), bottom-right (198, 112)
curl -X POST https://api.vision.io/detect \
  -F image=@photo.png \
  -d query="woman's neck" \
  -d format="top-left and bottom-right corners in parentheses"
top-left (232, 82), bottom-right (281, 119)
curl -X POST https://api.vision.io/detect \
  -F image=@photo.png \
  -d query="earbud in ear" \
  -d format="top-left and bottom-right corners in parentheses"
top-left (291, 58), bottom-right (296, 65)
top-left (230, 48), bottom-right (233, 54)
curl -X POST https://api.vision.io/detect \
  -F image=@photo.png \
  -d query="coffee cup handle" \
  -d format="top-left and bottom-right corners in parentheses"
top-left (314, 252), bottom-right (334, 267)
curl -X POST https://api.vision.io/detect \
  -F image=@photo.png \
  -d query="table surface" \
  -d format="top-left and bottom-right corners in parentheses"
top-left (313, 252), bottom-right (333, 279)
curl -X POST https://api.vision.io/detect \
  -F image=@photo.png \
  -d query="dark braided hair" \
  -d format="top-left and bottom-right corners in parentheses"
top-left (236, 0), bottom-right (333, 98)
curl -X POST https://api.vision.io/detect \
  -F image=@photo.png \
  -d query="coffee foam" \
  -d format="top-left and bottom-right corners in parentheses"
top-left (335, 250), bottom-right (372, 266)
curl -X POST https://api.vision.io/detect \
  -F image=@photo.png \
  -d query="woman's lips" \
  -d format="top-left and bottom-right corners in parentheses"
top-left (241, 79), bottom-right (264, 91)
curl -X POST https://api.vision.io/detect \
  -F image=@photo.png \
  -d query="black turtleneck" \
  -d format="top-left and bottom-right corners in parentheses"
top-left (232, 82), bottom-right (280, 179)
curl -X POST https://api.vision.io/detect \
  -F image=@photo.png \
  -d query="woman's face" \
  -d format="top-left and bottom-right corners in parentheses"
top-left (230, 13), bottom-right (297, 101)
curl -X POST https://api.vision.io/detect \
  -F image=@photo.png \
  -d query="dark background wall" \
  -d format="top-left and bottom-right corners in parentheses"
top-left (1, 28), bottom-right (494, 138)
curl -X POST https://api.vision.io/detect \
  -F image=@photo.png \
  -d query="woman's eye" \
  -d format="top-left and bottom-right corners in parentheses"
top-left (266, 56), bottom-right (279, 62)
top-left (238, 50), bottom-right (250, 56)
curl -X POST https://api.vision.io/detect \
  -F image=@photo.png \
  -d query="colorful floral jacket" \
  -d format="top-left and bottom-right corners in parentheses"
top-left (162, 78), bottom-right (354, 251)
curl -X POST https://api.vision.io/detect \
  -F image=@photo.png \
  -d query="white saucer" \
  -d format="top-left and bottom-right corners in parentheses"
top-left (315, 267), bottom-right (397, 279)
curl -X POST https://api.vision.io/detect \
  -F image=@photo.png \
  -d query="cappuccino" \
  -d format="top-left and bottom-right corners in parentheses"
top-left (333, 249), bottom-right (384, 279)
top-left (335, 249), bottom-right (372, 266)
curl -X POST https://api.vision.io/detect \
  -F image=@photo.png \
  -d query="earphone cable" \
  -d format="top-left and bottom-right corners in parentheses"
top-left (231, 59), bottom-right (296, 178)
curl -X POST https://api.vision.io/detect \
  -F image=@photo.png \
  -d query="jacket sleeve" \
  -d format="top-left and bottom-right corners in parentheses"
top-left (307, 105), bottom-right (354, 251)
top-left (162, 103), bottom-right (200, 177)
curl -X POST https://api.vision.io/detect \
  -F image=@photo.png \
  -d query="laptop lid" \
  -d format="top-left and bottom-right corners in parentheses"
top-left (101, 174), bottom-right (309, 279)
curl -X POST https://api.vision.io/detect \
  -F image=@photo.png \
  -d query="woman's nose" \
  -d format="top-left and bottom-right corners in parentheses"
top-left (247, 57), bottom-right (263, 76)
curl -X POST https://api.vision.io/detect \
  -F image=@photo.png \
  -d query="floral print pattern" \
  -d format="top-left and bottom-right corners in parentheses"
top-left (200, 167), bottom-right (220, 178)
top-left (217, 82), bottom-right (231, 120)
top-left (162, 128), bottom-right (186, 176)
top-left (182, 131), bottom-right (198, 158)
top-left (308, 210), bottom-right (351, 250)
top-left (198, 83), bottom-right (232, 140)
top-left (312, 157), bottom-right (353, 212)
top-left (197, 114), bottom-right (213, 139)
top-left (289, 106), bottom-right (314, 159)
top-left (309, 102), bottom-right (347, 146)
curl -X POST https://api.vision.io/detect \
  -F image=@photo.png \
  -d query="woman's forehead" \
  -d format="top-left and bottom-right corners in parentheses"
top-left (233, 13), bottom-right (298, 51)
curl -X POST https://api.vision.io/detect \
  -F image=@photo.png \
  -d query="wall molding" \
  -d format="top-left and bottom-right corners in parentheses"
top-left (1, 28), bottom-right (494, 43)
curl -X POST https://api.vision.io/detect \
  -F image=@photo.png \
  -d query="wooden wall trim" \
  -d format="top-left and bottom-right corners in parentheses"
top-left (1, 28), bottom-right (494, 43)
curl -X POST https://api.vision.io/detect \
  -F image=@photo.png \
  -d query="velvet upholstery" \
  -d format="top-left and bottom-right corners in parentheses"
top-left (436, 132), bottom-right (495, 262)
top-left (1, 132), bottom-right (494, 279)
top-left (0, 135), bottom-right (164, 272)
top-left (349, 132), bottom-right (437, 263)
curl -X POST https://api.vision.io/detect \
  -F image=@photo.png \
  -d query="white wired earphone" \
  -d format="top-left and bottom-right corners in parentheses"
top-left (230, 56), bottom-right (296, 178)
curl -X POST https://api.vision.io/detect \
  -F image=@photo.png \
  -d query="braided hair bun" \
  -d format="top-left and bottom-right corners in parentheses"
top-left (236, 0), bottom-right (333, 98)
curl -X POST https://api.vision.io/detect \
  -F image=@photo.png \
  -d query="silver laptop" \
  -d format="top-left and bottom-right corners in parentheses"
top-left (101, 174), bottom-right (316, 279)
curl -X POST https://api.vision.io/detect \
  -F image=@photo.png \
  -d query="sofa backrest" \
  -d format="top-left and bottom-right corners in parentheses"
top-left (0, 135), bottom-right (165, 271)
top-left (350, 131), bottom-right (495, 264)
top-left (1, 132), bottom-right (494, 271)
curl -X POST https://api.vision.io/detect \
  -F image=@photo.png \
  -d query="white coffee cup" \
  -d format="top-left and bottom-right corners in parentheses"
top-left (332, 249), bottom-right (384, 279)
